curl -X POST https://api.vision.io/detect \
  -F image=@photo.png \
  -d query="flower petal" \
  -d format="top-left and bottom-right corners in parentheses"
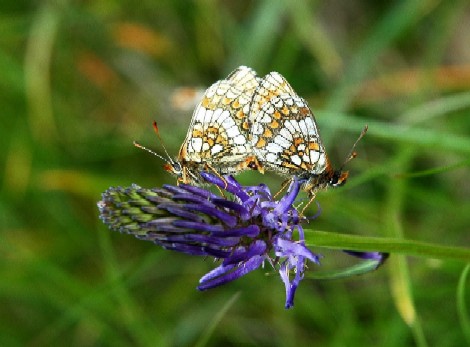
top-left (172, 220), bottom-right (225, 233)
top-left (178, 184), bottom-right (218, 199)
top-left (275, 176), bottom-right (300, 214)
top-left (156, 203), bottom-right (207, 223)
top-left (198, 255), bottom-right (265, 290)
top-left (161, 243), bottom-right (230, 257)
top-left (223, 240), bottom-right (267, 266)
top-left (183, 203), bottom-right (238, 227)
top-left (211, 198), bottom-right (250, 219)
top-left (279, 258), bottom-right (304, 309)
top-left (343, 250), bottom-right (389, 263)
top-left (159, 234), bottom-right (239, 247)
top-left (210, 225), bottom-right (260, 238)
top-left (200, 172), bottom-right (250, 201)
top-left (275, 238), bottom-right (321, 264)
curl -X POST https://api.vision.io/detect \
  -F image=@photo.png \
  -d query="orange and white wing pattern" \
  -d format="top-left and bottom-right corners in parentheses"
top-left (175, 66), bottom-right (261, 183)
top-left (250, 71), bottom-right (343, 194)
top-left (251, 73), bottom-right (328, 176)
top-left (248, 70), bottom-right (297, 124)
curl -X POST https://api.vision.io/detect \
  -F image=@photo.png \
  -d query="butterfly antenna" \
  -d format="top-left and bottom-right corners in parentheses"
top-left (152, 121), bottom-right (176, 165)
top-left (133, 141), bottom-right (169, 162)
top-left (340, 125), bottom-right (368, 169)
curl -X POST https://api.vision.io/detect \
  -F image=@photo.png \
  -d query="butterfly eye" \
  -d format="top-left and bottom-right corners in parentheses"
top-left (173, 162), bottom-right (182, 173)
top-left (330, 171), bottom-right (349, 187)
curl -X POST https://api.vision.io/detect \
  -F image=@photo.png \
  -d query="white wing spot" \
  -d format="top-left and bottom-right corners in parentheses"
top-left (195, 107), bottom-right (206, 122)
top-left (233, 134), bottom-right (246, 145)
top-left (279, 128), bottom-right (293, 141)
top-left (220, 113), bottom-right (234, 127)
top-left (266, 142), bottom-right (283, 154)
top-left (274, 135), bottom-right (291, 148)
top-left (291, 155), bottom-right (301, 166)
top-left (212, 144), bottom-right (223, 154)
top-left (266, 152), bottom-right (278, 163)
top-left (203, 109), bottom-right (214, 124)
top-left (310, 151), bottom-right (320, 164)
top-left (226, 125), bottom-right (241, 138)
top-left (191, 138), bottom-right (203, 152)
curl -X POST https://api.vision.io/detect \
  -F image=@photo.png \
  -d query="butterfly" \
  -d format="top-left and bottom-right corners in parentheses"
top-left (137, 66), bottom-right (365, 196)
top-left (249, 70), bottom-right (367, 198)
top-left (161, 66), bottom-right (264, 184)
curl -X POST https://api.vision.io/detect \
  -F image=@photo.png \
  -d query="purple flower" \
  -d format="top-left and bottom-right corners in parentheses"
top-left (99, 173), bottom-right (321, 308)
top-left (98, 173), bottom-right (387, 309)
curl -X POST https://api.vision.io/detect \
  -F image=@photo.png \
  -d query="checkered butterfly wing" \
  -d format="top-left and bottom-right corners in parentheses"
top-left (178, 66), bottom-right (260, 176)
top-left (250, 72), bottom-right (329, 179)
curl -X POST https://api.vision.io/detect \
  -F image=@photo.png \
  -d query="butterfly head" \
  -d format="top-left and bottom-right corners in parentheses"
top-left (135, 121), bottom-right (194, 184)
top-left (302, 168), bottom-right (348, 197)
top-left (319, 125), bottom-right (368, 192)
top-left (329, 169), bottom-right (349, 187)
top-left (301, 123), bottom-right (368, 196)
top-left (163, 160), bottom-right (183, 179)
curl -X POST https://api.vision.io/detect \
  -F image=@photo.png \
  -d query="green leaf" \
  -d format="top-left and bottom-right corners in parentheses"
top-left (304, 230), bottom-right (470, 262)
top-left (305, 256), bottom-right (388, 280)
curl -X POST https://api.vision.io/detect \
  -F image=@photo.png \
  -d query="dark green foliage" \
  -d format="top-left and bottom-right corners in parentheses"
top-left (1, 1), bottom-right (469, 346)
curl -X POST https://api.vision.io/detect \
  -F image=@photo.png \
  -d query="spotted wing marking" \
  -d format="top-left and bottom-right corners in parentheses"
top-left (176, 66), bottom-right (261, 182)
top-left (250, 72), bottom-right (329, 179)
top-left (248, 71), bottom-right (297, 124)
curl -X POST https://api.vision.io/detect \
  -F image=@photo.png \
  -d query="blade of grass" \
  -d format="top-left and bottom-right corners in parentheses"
top-left (285, 0), bottom-right (341, 77)
top-left (304, 230), bottom-right (470, 262)
top-left (400, 91), bottom-right (470, 125)
top-left (457, 264), bottom-right (470, 344)
top-left (194, 292), bottom-right (240, 347)
top-left (305, 257), bottom-right (387, 280)
top-left (326, 0), bottom-right (437, 112)
top-left (230, 0), bottom-right (287, 69)
top-left (384, 149), bottom-right (427, 347)
top-left (97, 223), bottom-right (162, 346)
top-left (318, 111), bottom-right (470, 154)
top-left (24, 1), bottom-right (60, 143)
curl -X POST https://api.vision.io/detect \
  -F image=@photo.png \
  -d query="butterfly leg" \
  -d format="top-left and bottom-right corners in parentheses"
top-left (273, 178), bottom-right (291, 199)
top-left (239, 156), bottom-right (265, 174)
top-left (300, 192), bottom-right (317, 216)
top-left (204, 162), bottom-right (228, 195)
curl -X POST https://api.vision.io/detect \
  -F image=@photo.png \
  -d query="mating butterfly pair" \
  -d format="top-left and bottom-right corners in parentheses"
top-left (153, 66), bottom-right (366, 198)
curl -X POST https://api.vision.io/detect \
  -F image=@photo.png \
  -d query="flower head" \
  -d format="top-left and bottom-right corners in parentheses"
top-left (98, 173), bottom-right (320, 308)
top-left (98, 173), bottom-right (387, 308)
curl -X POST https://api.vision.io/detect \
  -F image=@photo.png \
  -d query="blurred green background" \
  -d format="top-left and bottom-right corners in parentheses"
top-left (1, 1), bottom-right (470, 346)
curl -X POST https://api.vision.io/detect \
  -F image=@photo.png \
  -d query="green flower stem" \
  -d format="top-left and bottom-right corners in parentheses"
top-left (304, 230), bottom-right (470, 262)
